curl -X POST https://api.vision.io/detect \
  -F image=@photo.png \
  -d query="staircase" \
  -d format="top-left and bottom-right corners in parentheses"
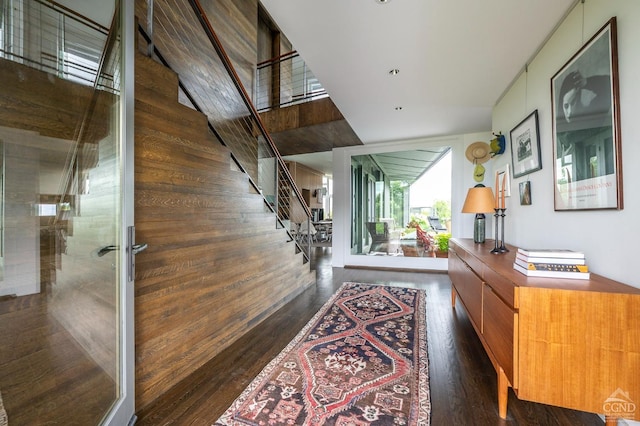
top-left (133, 52), bottom-right (316, 412)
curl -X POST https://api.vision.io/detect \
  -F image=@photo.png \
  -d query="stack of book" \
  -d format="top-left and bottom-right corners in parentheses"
top-left (513, 248), bottom-right (590, 279)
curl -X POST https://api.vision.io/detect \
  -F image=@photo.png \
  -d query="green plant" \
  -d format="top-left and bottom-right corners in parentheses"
top-left (434, 233), bottom-right (451, 253)
top-left (432, 199), bottom-right (451, 222)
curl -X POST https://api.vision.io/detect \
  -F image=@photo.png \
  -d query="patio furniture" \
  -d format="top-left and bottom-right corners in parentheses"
top-left (428, 216), bottom-right (448, 233)
top-left (366, 221), bottom-right (390, 253)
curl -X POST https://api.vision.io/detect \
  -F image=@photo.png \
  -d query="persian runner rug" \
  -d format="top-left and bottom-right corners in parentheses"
top-left (215, 282), bottom-right (429, 425)
top-left (0, 391), bottom-right (7, 426)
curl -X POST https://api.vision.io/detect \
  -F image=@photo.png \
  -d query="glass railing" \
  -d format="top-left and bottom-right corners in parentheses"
top-left (0, 0), bottom-right (115, 91)
top-left (0, 0), bottom-right (120, 214)
top-left (255, 51), bottom-right (328, 112)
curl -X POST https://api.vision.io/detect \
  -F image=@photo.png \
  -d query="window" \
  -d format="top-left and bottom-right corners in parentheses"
top-left (351, 149), bottom-right (451, 257)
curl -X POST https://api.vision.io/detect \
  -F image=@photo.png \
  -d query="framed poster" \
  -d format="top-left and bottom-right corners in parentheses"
top-left (510, 110), bottom-right (542, 178)
top-left (551, 17), bottom-right (622, 210)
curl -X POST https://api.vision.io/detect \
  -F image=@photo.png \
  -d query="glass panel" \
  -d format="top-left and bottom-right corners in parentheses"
top-left (0, 0), bottom-right (121, 424)
top-left (351, 149), bottom-right (452, 258)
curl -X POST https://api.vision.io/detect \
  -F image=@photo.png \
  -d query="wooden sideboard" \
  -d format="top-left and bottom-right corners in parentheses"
top-left (448, 238), bottom-right (640, 424)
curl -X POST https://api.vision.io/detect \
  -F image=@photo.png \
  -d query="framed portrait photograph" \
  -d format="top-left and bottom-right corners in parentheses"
top-left (510, 110), bottom-right (542, 178)
top-left (551, 17), bottom-right (622, 211)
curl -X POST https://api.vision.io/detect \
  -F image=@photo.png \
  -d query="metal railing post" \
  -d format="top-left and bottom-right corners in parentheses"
top-left (306, 217), bottom-right (311, 256)
top-left (274, 157), bottom-right (280, 228)
top-left (303, 61), bottom-right (308, 99)
top-left (56, 13), bottom-right (65, 77)
top-left (147, 0), bottom-right (154, 57)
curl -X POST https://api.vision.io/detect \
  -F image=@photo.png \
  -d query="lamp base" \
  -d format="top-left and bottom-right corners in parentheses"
top-left (473, 213), bottom-right (486, 243)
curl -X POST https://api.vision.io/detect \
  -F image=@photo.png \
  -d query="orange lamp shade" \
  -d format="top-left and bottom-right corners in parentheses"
top-left (462, 187), bottom-right (496, 214)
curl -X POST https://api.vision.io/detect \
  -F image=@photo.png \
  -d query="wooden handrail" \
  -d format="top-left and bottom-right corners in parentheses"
top-left (35, 0), bottom-right (109, 34)
top-left (256, 50), bottom-right (298, 68)
top-left (187, 0), bottom-right (312, 220)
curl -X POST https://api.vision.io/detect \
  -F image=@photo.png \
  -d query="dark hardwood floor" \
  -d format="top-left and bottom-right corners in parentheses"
top-left (0, 294), bottom-right (116, 425)
top-left (135, 247), bottom-right (603, 425)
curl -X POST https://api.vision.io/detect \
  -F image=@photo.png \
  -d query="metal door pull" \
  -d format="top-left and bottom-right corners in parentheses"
top-left (98, 243), bottom-right (147, 257)
top-left (98, 245), bottom-right (118, 257)
top-left (132, 243), bottom-right (148, 254)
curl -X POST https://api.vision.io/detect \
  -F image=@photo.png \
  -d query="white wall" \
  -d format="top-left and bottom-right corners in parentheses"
top-left (56, 0), bottom-right (115, 27)
top-left (332, 132), bottom-right (491, 271)
top-left (331, 0), bottom-right (640, 287)
top-left (492, 0), bottom-right (640, 289)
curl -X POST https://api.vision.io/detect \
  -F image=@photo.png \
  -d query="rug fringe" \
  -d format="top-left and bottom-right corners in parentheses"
top-left (0, 391), bottom-right (8, 426)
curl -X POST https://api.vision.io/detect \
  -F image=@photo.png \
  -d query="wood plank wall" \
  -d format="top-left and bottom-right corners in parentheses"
top-left (135, 0), bottom-right (262, 183)
top-left (134, 53), bottom-right (316, 412)
top-left (199, 0), bottom-right (258, 93)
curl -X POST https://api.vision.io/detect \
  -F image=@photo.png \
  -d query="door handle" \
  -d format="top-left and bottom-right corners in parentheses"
top-left (97, 243), bottom-right (147, 257)
top-left (132, 243), bottom-right (148, 255)
top-left (97, 245), bottom-right (118, 257)
top-left (128, 226), bottom-right (148, 282)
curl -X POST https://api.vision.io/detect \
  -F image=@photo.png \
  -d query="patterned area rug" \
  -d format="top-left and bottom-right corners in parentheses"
top-left (215, 282), bottom-right (430, 425)
top-left (0, 391), bottom-right (7, 426)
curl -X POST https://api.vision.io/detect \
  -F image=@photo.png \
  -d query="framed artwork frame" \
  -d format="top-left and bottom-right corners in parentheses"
top-left (519, 181), bottom-right (532, 206)
top-left (510, 110), bottom-right (542, 178)
top-left (551, 17), bottom-right (622, 211)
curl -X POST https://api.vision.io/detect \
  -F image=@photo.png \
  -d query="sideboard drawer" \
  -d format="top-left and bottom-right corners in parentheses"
top-left (465, 252), bottom-right (485, 278)
top-left (483, 266), bottom-right (516, 308)
top-left (483, 283), bottom-right (516, 386)
top-left (450, 253), bottom-right (483, 330)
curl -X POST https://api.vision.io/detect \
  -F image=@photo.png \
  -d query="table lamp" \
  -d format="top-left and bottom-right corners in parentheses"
top-left (461, 186), bottom-right (496, 243)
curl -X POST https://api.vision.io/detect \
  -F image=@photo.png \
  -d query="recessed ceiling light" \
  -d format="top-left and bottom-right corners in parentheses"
top-left (395, 106), bottom-right (403, 111)
top-left (376, 0), bottom-right (391, 4)
top-left (388, 69), bottom-right (400, 76)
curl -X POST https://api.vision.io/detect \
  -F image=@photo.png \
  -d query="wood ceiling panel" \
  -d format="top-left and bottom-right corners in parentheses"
top-left (260, 97), bottom-right (362, 156)
top-left (268, 119), bottom-right (362, 156)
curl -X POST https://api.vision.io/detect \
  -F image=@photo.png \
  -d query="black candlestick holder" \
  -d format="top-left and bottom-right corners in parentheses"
top-left (491, 208), bottom-right (509, 254)
top-left (499, 208), bottom-right (509, 253)
top-left (491, 209), bottom-right (501, 254)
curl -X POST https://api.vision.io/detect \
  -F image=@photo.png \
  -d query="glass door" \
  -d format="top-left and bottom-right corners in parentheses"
top-left (0, 0), bottom-right (134, 424)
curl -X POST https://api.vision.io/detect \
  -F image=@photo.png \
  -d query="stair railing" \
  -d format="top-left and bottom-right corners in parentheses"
top-left (255, 51), bottom-right (328, 112)
top-left (138, 0), bottom-right (314, 261)
top-left (1, 0), bottom-right (112, 86)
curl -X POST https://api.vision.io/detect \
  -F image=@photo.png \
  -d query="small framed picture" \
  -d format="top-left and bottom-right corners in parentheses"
top-left (519, 181), bottom-right (532, 205)
top-left (510, 110), bottom-right (542, 178)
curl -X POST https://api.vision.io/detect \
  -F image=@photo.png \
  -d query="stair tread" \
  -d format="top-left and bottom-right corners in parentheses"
top-left (135, 53), bottom-right (180, 101)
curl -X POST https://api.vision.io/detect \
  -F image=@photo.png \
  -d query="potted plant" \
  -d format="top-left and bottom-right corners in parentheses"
top-left (434, 233), bottom-right (451, 258)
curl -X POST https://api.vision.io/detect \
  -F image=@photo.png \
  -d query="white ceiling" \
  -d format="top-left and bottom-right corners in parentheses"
top-left (283, 151), bottom-right (334, 176)
top-left (60, 0), bottom-right (114, 27)
top-left (261, 0), bottom-right (577, 148)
